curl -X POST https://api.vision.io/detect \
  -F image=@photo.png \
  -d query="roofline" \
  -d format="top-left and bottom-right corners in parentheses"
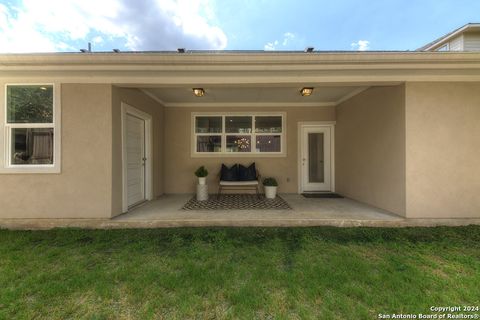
top-left (2, 50), bottom-right (480, 67)
top-left (1, 51), bottom-right (480, 85)
top-left (0, 49), bottom-right (415, 55)
top-left (417, 23), bottom-right (480, 51)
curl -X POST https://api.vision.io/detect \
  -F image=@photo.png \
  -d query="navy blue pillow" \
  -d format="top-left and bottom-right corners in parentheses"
top-left (238, 163), bottom-right (257, 181)
top-left (221, 164), bottom-right (238, 181)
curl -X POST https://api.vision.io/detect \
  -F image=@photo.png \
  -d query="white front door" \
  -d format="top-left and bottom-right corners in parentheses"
top-left (300, 125), bottom-right (333, 192)
top-left (126, 114), bottom-right (146, 207)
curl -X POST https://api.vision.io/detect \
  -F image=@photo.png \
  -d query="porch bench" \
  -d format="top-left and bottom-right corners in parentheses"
top-left (217, 163), bottom-right (261, 199)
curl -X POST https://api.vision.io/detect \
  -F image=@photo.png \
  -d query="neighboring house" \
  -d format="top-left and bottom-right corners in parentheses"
top-left (0, 25), bottom-right (479, 220)
top-left (419, 23), bottom-right (480, 51)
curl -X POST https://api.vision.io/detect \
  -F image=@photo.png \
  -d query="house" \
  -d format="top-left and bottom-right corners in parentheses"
top-left (418, 23), bottom-right (480, 51)
top-left (0, 25), bottom-right (479, 222)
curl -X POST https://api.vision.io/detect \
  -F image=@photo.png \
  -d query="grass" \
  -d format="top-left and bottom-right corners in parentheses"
top-left (0, 227), bottom-right (479, 319)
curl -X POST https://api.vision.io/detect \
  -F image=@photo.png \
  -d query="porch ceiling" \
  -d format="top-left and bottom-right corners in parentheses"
top-left (141, 85), bottom-right (368, 107)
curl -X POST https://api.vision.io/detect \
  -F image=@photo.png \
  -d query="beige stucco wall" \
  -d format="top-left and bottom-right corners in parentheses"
top-left (111, 87), bottom-right (165, 217)
top-left (405, 82), bottom-right (480, 218)
top-left (335, 86), bottom-right (406, 216)
top-left (163, 106), bottom-right (335, 194)
top-left (1, 81), bottom-right (477, 220)
top-left (0, 84), bottom-right (113, 219)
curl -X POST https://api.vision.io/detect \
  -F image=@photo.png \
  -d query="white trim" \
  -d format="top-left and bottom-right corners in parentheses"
top-left (121, 102), bottom-right (153, 213)
top-left (297, 121), bottom-right (336, 126)
top-left (0, 83), bottom-right (61, 174)
top-left (330, 126), bottom-right (335, 192)
top-left (166, 102), bottom-right (336, 108)
top-left (191, 112), bottom-right (287, 157)
top-left (297, 122), bottom-right (336, 194)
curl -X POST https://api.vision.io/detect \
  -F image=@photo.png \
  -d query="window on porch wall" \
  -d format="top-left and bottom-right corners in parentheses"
top-left (193, 114), bottom-right (284, 155)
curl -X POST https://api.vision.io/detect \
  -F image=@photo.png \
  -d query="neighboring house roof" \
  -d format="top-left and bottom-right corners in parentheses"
top-left (418, 23), bottom-right (480, 51)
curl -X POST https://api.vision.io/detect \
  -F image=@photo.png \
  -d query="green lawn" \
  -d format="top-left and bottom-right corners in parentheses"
top-left (0, 227), bottom-right (479, 319)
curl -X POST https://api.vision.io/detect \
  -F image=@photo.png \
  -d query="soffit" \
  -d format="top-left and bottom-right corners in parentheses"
top-left (141, 85), bottom-right (368, 107)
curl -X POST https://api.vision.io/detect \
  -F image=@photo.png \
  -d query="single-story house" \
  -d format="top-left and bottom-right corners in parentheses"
top-left (0, 24), bottom-right (479, 221)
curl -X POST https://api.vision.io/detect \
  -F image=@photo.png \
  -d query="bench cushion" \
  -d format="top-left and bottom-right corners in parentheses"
top-left (220, 180), bottom-right (259, 186)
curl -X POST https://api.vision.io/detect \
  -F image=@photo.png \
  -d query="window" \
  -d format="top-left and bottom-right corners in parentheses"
top-left (2, 84), bottom-right (60, 172)
top-left (195, 116), bottom-right (222, 152)
top-left (192, 113), bottom-right (285, 156)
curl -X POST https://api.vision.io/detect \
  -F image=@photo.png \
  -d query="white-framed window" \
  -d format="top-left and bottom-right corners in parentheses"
top-left (192, 112), bottom-right (286, 157)
top-left (0, 83), bottom-right (61, 173)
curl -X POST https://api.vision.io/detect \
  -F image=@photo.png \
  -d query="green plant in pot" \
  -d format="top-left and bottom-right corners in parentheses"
top-left (263, 177), bottom-right (278, 199)
top-left (195, 166), bottom-right (209, 185)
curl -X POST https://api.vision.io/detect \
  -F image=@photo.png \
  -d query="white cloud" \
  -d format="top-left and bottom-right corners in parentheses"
top-left (282, 32), bottom-right (294, 46)
top-left (351, 40), bottom-right (370, 51)
top-left (0, 0), bottom-right (227, 53)
top-left (264, 32), bottom-right (296, 51)
top-left (264, 40), bottom-right (278, 51)
top-left (92, 36), bottom-right (104, 44)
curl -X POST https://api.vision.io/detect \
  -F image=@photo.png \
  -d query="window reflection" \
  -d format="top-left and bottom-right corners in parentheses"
top-left (11, 128), bottom-right (54, 165)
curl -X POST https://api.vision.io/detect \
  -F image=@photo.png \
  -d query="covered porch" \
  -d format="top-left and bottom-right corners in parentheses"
top-left (117, 80), bottom-right (408, 220)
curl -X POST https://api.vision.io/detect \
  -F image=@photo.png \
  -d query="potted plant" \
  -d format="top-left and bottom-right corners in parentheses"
top-left (194, 166), bottom-right (208, 185)
top-left (263, 177), bottom-right (278, 199)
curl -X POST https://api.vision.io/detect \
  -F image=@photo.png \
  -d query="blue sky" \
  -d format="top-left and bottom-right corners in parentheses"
top-left (0, 0), bottom-right (479, 53)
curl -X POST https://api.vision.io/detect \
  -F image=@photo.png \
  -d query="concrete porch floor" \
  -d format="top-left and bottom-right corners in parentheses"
top-left (115, 194), bottom-right (403, 226)
top-left (2, 194), bottom-right (479, 229)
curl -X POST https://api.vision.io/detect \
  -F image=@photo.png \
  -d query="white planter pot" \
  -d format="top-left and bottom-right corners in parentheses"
top-left (264, 186), bottom-right (277, 199)
top-left (198, 177), bottom-right (207, 185)
top-left (196, 184), bottom-right (208, 201)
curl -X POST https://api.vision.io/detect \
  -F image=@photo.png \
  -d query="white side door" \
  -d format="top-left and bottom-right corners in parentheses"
top-left (300, 125), bottom-right (332, 192)
top-left (126, 114), bottom-right (146, 207)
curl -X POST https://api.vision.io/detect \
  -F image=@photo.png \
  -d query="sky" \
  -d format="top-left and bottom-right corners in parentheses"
top-left (0, 0), bottom-right (479, 53)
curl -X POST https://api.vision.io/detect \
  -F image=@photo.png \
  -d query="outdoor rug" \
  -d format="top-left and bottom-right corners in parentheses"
top-left (182, 194), bottom-right (292, 210)
top-left (302, 193), bottom-right (344, 198)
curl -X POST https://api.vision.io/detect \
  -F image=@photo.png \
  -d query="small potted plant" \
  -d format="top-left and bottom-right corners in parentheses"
top-left (263, 177), bottom-right (278, 199)
top-left (195, 166), bottom-right (208, 185)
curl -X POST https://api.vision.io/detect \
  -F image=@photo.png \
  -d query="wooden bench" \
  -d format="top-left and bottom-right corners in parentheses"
top-left (217, 169), bottom-right (261, 199)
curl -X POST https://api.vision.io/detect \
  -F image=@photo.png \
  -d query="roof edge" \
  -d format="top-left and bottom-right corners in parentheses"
top-left (2, 51), bottom-right (480, 66)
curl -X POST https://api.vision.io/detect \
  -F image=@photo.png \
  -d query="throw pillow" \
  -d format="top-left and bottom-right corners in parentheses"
top-left (238, 163), bottom-right (257, 181)
top-left (220, 164), bottom-right (238, 181)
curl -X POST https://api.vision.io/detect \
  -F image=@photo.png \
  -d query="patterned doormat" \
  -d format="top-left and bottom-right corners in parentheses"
top-left (182, 194), bottom-right (292, 210)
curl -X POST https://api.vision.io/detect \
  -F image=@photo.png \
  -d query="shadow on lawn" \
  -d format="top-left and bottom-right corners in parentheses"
top-left (1, 225), bottom-right (479, 248)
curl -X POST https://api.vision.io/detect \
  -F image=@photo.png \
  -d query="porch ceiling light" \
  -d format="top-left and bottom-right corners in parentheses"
top-left (300, 87), bottom-right (314, 96)
top-left (193, 88), bottom-right (205, 97)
